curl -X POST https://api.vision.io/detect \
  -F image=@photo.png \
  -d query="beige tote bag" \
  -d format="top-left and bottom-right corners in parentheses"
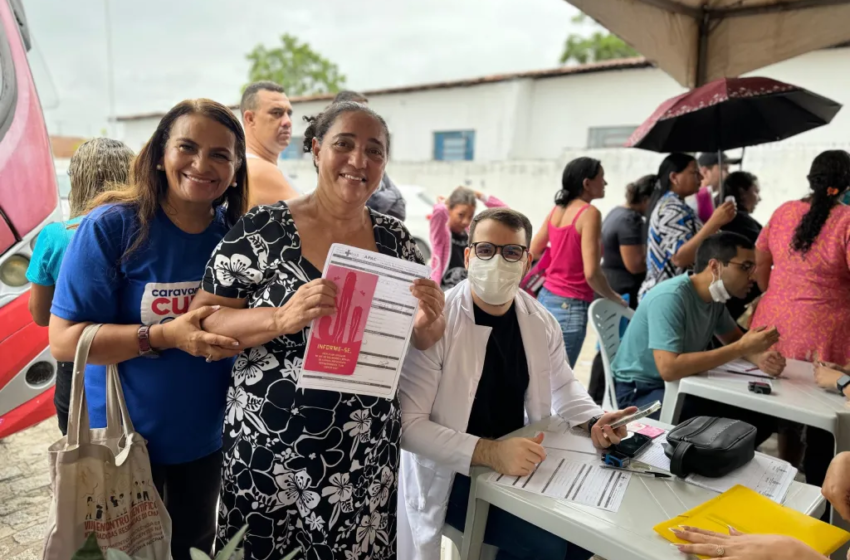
top-left (42, 324), bottom-right (172, 560)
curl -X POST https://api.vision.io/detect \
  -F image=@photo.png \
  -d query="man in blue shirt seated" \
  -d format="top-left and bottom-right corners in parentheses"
top-left (612, 232), bottom-right (786, 431)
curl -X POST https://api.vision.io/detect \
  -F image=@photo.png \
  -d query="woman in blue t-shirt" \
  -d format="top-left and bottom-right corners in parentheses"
top-left (26, 138), bottom-right (134, 435)
top-left (49, 99), bottom-right (247, 560)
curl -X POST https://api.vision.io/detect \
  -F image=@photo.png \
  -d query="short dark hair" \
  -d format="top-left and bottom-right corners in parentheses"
top-left (302, 101), bottom-right (390, 170)
top-left (469, 208), bottom-right (533, 247)
top-left (723, 171), bottom-right (758, 207)
top-left (333, 90), bottom-right (368, 104)
top-left (446, 186), bottom-right (476, 209)
top-left (694, 232), bottom-right (755, 273)
top-left (625, 174), bottom-right (657, 206)
top-left (241, 81), bottom-right (285, 114)
top-left (556, 157), bottom-right (602, 207)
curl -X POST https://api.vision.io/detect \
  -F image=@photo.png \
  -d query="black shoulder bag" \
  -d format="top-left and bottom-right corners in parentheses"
top-left (664, 416), bottom-right (756, 478)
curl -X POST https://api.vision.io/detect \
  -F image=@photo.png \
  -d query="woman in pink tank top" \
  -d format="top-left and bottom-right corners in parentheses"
top-left (530, 157), bottom-right (627, 367)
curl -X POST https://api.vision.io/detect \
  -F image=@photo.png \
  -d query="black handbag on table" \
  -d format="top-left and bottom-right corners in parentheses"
top-left (663, 416), bottom-right (756, 478)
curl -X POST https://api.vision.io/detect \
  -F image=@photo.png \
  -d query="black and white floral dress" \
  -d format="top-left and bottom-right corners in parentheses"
top-left (202, 202), bottom-right (424, 560)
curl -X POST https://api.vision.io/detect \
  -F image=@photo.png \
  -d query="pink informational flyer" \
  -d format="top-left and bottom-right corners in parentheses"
top-left (303, 264), bottom-right (378, 375)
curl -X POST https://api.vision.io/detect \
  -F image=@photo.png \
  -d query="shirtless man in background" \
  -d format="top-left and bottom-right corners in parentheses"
top-left (241, 81), bottom-right (299, 209)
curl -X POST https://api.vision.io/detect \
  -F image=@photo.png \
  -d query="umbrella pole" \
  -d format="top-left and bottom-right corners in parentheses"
top-left (718, 148), bottom-right (723, 203)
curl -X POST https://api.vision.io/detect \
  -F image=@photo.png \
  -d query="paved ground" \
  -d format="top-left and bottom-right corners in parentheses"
top-left (0, 417), bottom-right (61, 560)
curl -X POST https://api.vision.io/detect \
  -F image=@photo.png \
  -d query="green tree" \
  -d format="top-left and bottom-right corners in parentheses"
top-left (245, 34), bottom-right (346, 96)
top-left (560, 14), bottom-right (638, 65)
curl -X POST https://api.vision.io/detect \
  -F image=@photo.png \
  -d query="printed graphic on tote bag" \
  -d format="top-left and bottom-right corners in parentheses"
top-left (303, 265), bottom-right (378, 375)
top-left (76, 463), bottom-right (166, 555)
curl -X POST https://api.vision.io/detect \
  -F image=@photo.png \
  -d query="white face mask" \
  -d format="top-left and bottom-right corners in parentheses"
top-left (708, 270), bottom-right (731, 303)
top-left (467, 255), bottom-right (525, 305)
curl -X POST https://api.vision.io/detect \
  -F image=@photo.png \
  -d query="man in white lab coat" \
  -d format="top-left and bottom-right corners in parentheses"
top-left (398, 208), bottom-right (637, 560)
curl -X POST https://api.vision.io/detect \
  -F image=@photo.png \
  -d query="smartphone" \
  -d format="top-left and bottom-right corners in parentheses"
top-left (748, 380), bottom-right (772, 395)
top-left (611, 432), bottom-right (652, 458)
top-left (609, 401), bottom-right (662, 430)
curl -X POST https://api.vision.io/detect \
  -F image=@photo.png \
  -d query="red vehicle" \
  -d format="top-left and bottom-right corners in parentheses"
top-left (0, 0), bottom-right (62, 439)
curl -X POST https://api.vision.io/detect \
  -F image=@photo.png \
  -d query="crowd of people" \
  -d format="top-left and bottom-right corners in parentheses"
top-left (26, 78), bottom-right (850, 560)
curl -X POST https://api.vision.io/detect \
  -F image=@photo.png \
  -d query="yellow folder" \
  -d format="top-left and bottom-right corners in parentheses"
top-left (654, 485), bottom-right (850, 556)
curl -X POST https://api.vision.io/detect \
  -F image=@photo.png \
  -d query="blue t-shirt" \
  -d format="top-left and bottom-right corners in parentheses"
top-left (26, 217), bottom-right (83, 286)
top-left (51, 204), bottom-right (233, 465)
top-left (612, 274), bottom-right (737, 388)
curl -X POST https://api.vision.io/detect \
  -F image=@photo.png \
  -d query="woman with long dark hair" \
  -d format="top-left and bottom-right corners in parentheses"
top-left (49, 100), bottom-right (247, 559)
top-left (530, 157), bottom-right (625, 367)
top-left (751, 150), bottom-right (850, 366)
top-left (639, 153), bottom-right (735, 299)
top-left (751, 150), bottom-right (850, 490)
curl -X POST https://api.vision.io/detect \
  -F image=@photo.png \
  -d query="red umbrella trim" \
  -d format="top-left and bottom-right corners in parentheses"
top-left (659, 83), bottom-right (798, 120)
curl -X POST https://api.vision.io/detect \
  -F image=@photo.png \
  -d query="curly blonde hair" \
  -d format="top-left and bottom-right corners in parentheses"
top-left (67, 138), bottom-right (134, 218)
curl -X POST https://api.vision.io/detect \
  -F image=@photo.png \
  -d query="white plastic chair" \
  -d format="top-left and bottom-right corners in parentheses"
top-left (588, 299), bottom-right (635, 411)
top-left (443, 523), bottom-right (497, 560)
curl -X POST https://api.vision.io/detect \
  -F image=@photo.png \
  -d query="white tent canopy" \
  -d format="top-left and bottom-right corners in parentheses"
top-left (564, 0), bottom-right (850, 87)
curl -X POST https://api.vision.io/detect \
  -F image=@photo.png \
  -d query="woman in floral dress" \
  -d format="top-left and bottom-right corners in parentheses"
top-left (192, 101), bottom-right (445, 560)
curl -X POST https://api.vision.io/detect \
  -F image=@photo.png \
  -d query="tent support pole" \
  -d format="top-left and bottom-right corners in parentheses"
top-left (696, 10), bottom-right (710, 87)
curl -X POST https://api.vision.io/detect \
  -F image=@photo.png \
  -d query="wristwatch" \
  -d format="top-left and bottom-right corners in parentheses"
top-left (836, 375), bottom-right (850, 395)
top-left (137, 325), bottom-right (159, 358)
top-left (586, 414), bottom-right (604, 433)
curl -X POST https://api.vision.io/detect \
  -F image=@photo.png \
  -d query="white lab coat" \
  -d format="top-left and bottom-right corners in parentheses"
top-left (397, 281), bottom-right (603, 560)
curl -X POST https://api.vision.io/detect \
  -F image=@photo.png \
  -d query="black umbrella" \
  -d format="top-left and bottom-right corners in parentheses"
top-left (626, 76), bottom-right (842, 153)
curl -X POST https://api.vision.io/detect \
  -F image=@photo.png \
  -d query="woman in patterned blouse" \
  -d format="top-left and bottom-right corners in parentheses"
top-left (191, 101), bottom-right (445, 560)
top-left (639, 153), bottom-right (736, 299)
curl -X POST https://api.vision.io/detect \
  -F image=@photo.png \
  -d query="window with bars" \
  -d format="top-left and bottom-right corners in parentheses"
top-left (434, 130), bottom-right (475, 161)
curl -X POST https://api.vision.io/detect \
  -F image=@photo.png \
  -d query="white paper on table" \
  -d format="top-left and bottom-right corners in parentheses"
top-left (486, 449), bottom-right (631, 512)
top-left (297, 244), bottom-right (430, 398)
top-left (633, 435), bottom-right (672, 472)
top-left (708, 359), bottom-right (772, 379)
top-left (686, 455), bottom-right (797, 503)
top-left (541, 431), bottom-right (598, 455)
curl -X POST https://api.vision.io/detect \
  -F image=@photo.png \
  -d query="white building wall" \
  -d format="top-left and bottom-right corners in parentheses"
top-left (523, 68), bottom-right (685, 158)
top-left (282, 142), bottom-right (838, 239)
top-left (117, 48), bottom-right (850, 164)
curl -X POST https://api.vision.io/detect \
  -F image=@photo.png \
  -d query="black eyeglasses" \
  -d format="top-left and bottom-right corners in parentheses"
top-left (727, 260), bottom-right (755, 273)
top-left (470, 242), bottom-right (528, 263)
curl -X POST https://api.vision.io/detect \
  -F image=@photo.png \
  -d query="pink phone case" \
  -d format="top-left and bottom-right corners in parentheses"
top-left (628, 422), bottom-right (665, 439)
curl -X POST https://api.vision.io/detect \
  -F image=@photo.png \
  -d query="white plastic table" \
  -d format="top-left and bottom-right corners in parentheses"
top-left (460, 418), bottom-right (826, 560)
top-left (659, 359), bottom-right (850, 437)
top-left (659, 358), bottom-right (850, 558)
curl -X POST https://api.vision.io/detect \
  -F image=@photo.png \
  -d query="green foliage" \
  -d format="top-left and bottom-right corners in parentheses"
top-left (560, 13), bottom-right (638, 65)
top-left (245, 34), bottom-right (346, 96)
top-left (71, 533), bottom-right (104, 560)
top-left (71, 525), bottom-right (300, 560)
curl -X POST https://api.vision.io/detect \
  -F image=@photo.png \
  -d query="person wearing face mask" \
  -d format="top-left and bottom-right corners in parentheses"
top-left (640, 153), bottom-right (736, 300)
top-left (611, 233), bottom-right (785, 442)
top-left (398, 208), bottom-right (638, 560)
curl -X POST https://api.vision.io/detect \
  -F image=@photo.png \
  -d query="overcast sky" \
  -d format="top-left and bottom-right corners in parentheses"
top-left (22, 0), bottom-right (582, 136)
